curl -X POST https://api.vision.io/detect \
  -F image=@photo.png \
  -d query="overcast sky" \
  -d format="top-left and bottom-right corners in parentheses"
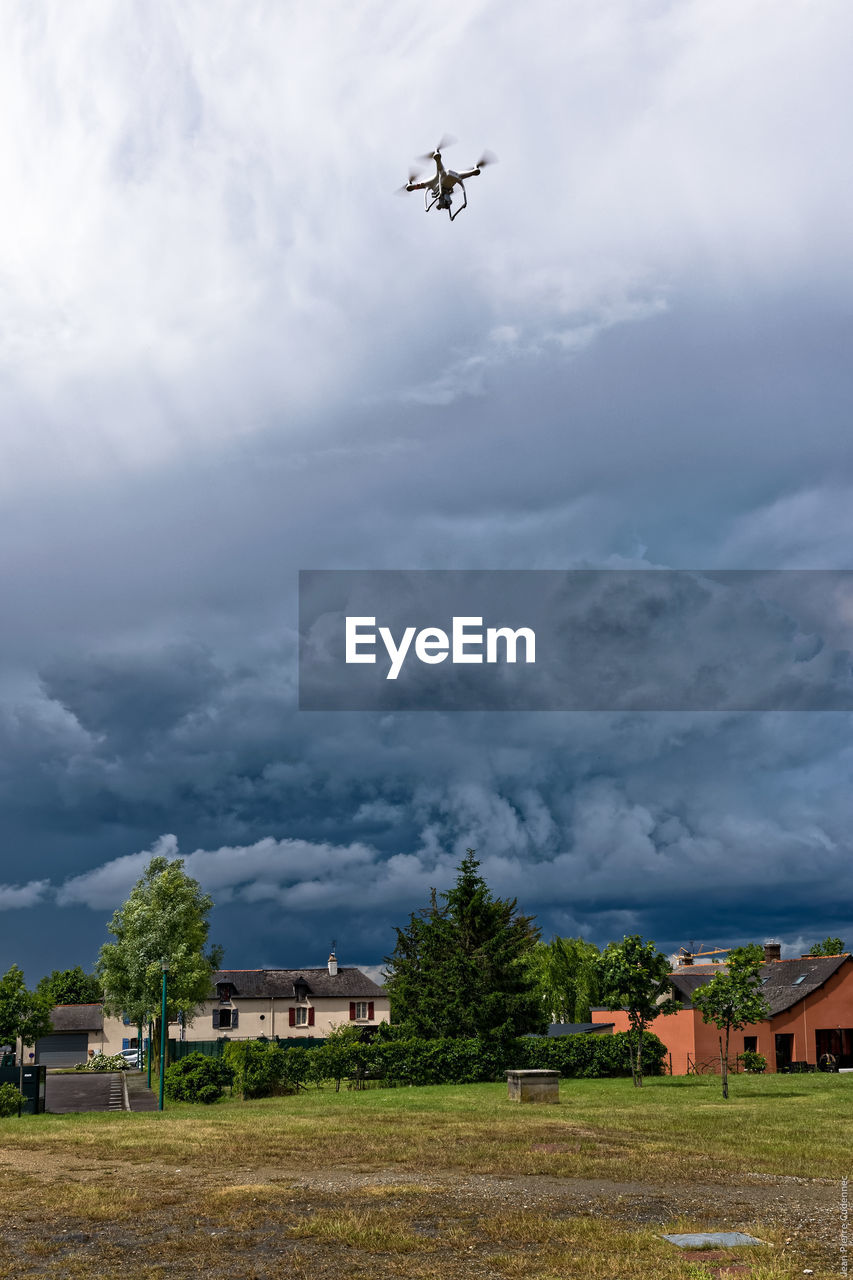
top-left (1, 1), bottom-right (851, 983)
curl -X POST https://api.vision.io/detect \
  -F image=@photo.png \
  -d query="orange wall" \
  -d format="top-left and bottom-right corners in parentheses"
top-left (593, 958), bottom-right (853, 1075)
top-left (591, 1008), bottom-right (697, 1075)
top-left (736, 960), bottom-right (853, 1069)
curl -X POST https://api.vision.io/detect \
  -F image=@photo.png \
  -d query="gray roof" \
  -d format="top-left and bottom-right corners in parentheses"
top-left (671, 955), bottom-right (850, 1017)
top-left (546, 1021), bottom-right (615, 1037)
top-left (51, 1003), bottom-right (104, 1032)
top-left (212, 967), bottom-right (386, 1000)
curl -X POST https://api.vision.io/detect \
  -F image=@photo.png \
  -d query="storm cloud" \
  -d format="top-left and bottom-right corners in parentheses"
top-left (0, 1), bottom-right (851, 977)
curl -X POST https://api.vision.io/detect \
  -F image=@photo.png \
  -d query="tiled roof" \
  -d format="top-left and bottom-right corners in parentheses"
top-left (212, 967), bottom-right (386, 1000)
top-left (51, 1003), bottom-right (104, 1032)
top-left (671, 955), bottom-right (850, 1017)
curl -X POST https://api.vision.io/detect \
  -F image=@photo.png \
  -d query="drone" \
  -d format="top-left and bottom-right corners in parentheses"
top-left (397, 135), bottom-right (497, 221)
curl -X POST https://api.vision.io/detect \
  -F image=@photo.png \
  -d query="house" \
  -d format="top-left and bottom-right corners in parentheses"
top-left (201, 955), bottom-right (389, 1041)
top-left (27, 953), bottom-right (389, 1065)
top-left (591, 943), bottom-right (853, 1074)
top-left (32, 1003), bottom-right (110, 1067)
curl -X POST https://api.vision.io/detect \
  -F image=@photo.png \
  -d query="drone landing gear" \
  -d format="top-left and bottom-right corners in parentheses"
top-left (423, 183), bottom-right (468, 221)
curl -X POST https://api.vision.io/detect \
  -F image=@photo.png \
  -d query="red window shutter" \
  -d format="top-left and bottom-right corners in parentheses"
top-left (308, 1007), bottom-right (315, 1026)
top-left (368, 1002), bottom-right (374, 1021)
top-left (288, 1007), bottom-right (295, 1027)
top-left (349, 1002), bottom-right (356, 1021)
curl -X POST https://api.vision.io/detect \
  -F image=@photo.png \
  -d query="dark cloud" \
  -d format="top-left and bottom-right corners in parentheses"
top-left (1, 6), bottom-right (851, 980)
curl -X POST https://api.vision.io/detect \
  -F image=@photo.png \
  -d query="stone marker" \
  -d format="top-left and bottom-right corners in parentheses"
top-left (506, 1069), bottom-right (559, 1102)
top-left (662, 1232), bottom-right (764, 1248)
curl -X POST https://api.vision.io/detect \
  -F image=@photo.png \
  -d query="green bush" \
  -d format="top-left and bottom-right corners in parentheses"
top-left (222, 1040), bottom-right (286, 1098)
top-left (740, 1049), bottom-right (767, 1074)
top-left (164, 1052), bottom-right (227, 1104)
top-left (75, 1052), bottom-right (129, 1072)
top-left (516, 1031), bottom-right (667, 1079)
top-left (278, 1046), bottom-right (313, 1093)
top-left (305, 1029), bottom-right (665, 1088)
top-left (0, 1082), bottom-right (24, 1117)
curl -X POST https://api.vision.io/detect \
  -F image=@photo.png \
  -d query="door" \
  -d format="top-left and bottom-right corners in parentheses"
top-left (35, 1033), bottom-right (89, 1067)
top-left (774, 1033), bottom-right (794, 1072)
top-left (816, 1028), bottom-right (853, 1069)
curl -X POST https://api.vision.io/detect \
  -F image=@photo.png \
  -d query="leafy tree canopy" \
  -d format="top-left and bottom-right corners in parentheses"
top-left (36, 966), bottom-right (102, 1007)
top-left (808, 936), bottom-right (845, 956)
top-left (384, 851), bottom-right (545, 1041)
top-left (0, 965), bottom-right (53, 1048)
top-left (692, 943), bottom-right (770, 1098)
top-left (96, 855), bottom-right (223, 1036)
top-left (596, 934), bottom-right (679, 1086)
top-left (526, 936), bottom-right (601, 1024)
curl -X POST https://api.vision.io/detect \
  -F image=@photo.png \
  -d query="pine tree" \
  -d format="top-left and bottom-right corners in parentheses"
top-left (384, 852), bottom-right (545, 1040)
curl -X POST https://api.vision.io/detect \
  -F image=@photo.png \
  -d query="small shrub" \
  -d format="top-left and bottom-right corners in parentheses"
top-left (279, 1046), bottom-right (312, 1093)
top-left (740, 1049), bottom-right (767, 1074)
top-left (75, 1052), bottom-right (129, 1072)
top-left (222, 1040), bottom-right (286, 1098)
top-left (0, 1083), bottom-right (24, 1117)
top-left (164, 1052), bottom-right (226, 1104)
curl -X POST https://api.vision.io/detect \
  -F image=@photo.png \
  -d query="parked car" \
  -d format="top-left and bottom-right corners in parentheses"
top-left (120, 1047), bottom-right (142, 1067)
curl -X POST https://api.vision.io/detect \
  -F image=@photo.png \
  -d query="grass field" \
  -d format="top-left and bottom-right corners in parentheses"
top-left (0, 1072), bottom-right (849, 1279)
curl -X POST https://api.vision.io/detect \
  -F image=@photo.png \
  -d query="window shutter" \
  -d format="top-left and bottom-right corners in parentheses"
top-left (349, 1002), bottom-right (356, 1021)
top-left (308, 1007), bottom-right (315, 1026)
top-left (368, 1002), bottom-right (374, 1021)
top-left (231, 1009), bottom-right (238, 1028)
top-left (122, 1038), bottom-right (130, 1050)
top-left (289, 1007), bottom-right (295, 1027)
top-left (212, 1009), bottom-right (220, 1029)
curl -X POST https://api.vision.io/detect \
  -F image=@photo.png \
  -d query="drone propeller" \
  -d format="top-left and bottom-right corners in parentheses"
top-left (418, 133), bottom-right (457, 161)
top-left (475, 149), bottom-right (498, 169)
top-left (394, 166), bottom-right (423, 195)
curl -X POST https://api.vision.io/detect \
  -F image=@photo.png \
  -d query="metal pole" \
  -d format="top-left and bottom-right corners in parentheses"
top-left (137, 1022), bottom-right (143, 1071)
top-left (147, 1019), bottom-right (152, 1088)
top-left (158, 965), bottom-right (168, 1111)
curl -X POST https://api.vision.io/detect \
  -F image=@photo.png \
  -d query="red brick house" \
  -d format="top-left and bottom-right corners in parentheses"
top-left (592, 944), bottom-right (853, 1074)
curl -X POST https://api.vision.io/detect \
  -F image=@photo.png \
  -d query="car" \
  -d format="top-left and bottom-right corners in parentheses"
top-left (120, 1047), bottom-right (143, 1067)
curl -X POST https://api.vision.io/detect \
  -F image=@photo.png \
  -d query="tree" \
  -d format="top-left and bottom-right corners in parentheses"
top-left (0, 965), bottom-right (53, 1051)
top-left (526, 936), bottom-right (601, 1024)
top-left (96, 856), bottom-right (223, 1069)
top-left (597, 935), bottom-right (679, 1087)
top-left (384, 851), bottom-right (545, 1041)
top-left (691, 944), bottom-right (770, 1099)
top-left (808, 936), bottom-right (845, 956)
top-left (36, 966), bottom-right (102, 1007)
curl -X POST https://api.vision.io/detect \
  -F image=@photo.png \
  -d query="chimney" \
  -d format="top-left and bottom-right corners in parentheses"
top-left (328, 951), bottom-right (338, 977)
top-left (764, 942), bottom-right (781, 963)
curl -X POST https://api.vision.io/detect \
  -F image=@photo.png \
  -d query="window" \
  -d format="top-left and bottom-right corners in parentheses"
top-left (217, 983), bottom-right (232, 1002)
top-left (350, 1001), bottom-right (374, 1021)
top-left (288, 1005), bottom-right (315, 1027)
top-left (793, 975), bottom-right (807, 985)
top-left (219, 1008), bottom-right (232, 1029)
top-left (212, 1008), bottom-right (238, 1030)
top-left (743, 1036), bottom-right (757, 1053)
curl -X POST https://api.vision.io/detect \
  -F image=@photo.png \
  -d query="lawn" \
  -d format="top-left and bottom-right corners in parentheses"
top-left (0, 1073), bottom-right (848, 1279)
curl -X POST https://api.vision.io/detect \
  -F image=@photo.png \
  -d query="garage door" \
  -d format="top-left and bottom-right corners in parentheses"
top-left (35, 1033), bottom-right (89, 1067)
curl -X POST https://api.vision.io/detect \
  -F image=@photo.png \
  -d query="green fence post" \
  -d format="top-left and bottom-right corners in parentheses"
top-left (158, 961), bottom-right (169, 1111)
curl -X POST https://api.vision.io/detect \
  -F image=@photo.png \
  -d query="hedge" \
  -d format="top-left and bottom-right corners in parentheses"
top-left (168, 1030), bottom-right (666, 1097)
top-left (290, 1030), bottom-right (665, 1090)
